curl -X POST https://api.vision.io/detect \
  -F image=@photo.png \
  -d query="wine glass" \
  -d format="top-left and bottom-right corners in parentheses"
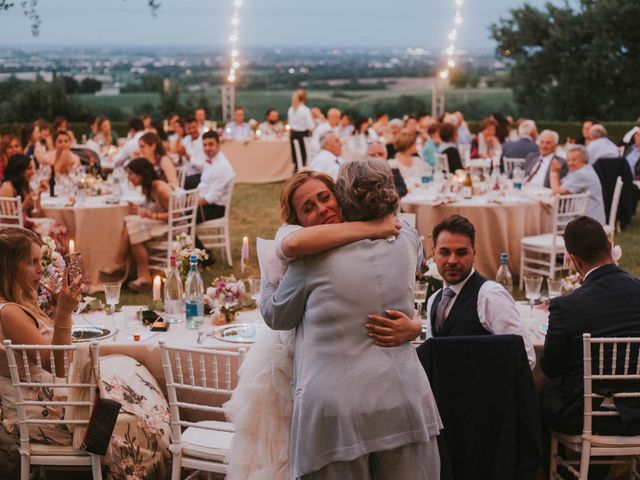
top-left (524, 275), bottom-right (543, 319)
top-left (414, 280), bottom-right (428, 317)
top-left (103, 282), bottom-right (121, 332)
top-left (248, 277), bottom-right (261, 302)
top-left (547, 278), bottom-right (563, 300)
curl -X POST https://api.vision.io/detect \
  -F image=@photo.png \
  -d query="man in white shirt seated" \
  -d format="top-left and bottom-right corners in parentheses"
top-left (523, 129), bottom-right (567, 188)
top-left (113, 117), bottom-right (145, 167)
top-left (587, 124), bottom-right (619, 164)
top-left (195, 107), bottom-right (209, 135)
top-left (258, 109), bottom-right (286, 139)
top-left (224, 107), bottom-right (253, 140)
top-left (311, 107), bottom-right (341, 155)
top-left (196, 130), bottom-right (235, 223)
top-left (182, 117), bottom-right (207, 189)
top-left (309, 131), bottom-right (345, 180)
top-left (426, 215), bottom-right (536, 369)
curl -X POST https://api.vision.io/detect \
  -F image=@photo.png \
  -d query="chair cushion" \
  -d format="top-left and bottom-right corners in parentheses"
top-left (181, 420), bottom-right (233, 462)
top-left (521, 233), bottom-right (565, 249)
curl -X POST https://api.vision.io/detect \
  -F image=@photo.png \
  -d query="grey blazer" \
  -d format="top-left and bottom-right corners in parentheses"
top-left (261, 226), bottom-right (442, 478)
top-left (523, 153), bottom-right (568, 188)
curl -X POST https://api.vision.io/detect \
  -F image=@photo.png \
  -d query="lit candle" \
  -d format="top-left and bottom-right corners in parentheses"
top-left (153, 275), bottom-right (162, 302)
top-left (241, 236), bottom-right (249, 273)
top-left (68, 240), bottom-right (75, 254)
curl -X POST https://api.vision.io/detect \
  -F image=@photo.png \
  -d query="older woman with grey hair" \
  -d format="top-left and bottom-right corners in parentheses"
top-left (261, 158), bottom-right (442, 480)
top-left (550, 144), bottom-right (606, 224)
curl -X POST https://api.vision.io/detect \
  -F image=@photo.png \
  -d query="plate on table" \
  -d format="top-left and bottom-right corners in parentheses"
top-left (72, 325), bottom-right (114, 342)
top-left (213, 323), bottom-right (264, 343)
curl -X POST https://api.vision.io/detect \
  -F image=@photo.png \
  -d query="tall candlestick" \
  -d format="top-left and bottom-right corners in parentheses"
top-left (241, 236), bottom-right (249, 274)
top-left (68, 240), bottom-right (75, 255)
top-left (153, 275), bottom-right (162, 302)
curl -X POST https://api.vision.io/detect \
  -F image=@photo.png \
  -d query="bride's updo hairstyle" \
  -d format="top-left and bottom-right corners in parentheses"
top-left (336, 158), bottom-right (399, 222)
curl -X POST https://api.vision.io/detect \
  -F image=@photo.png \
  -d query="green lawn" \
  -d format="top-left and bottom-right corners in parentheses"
top-left (116, 182), bottom-right (639, 306)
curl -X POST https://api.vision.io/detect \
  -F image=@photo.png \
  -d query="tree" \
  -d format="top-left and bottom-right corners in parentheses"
top-left (490, 0), bottom-right (640, 120)
top-left (61, 75), bottom-right (79, 94)
top-left (78, 78), bottom-right (102, 94)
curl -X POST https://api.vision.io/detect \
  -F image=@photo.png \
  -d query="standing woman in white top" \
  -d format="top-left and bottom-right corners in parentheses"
top-left (287, 89), bottom-right (315, 170)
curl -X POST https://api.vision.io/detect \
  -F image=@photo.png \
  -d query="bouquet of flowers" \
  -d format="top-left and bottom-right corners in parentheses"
top-left (38, 236), bottom-right (66, 317)
top-left (172, 232), bottom-right (209, 282)
top-left (417, 257), bottom-right (443, 299)
top-left (204, 275), bottom-right (252, 325)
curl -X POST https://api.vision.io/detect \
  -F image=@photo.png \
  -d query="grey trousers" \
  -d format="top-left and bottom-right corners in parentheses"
top-left (299, 439), bottom-right (440, 480)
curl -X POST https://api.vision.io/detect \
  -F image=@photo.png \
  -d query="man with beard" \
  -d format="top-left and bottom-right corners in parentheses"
top-left (425, 215), bottom-right (536, 368)
top-left (258, 108), bottom-right (286, 139)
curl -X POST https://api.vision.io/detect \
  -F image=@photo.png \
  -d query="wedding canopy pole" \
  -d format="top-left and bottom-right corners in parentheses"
top-left (432, 0), bottom-right (463, 117)
top-left (222, 0), bottom-right (242, 121)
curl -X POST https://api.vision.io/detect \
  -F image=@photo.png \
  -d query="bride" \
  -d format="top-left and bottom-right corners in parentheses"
top-left (225, 167), bottom-right (438, 479)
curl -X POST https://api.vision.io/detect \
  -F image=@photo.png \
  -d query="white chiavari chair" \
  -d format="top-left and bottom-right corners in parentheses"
top-left (603, 176), bottom-right (623, 239)
top-left (195, 178), bottom-right (235, 267)
top-left (0, 196), bottom-right (24, 228)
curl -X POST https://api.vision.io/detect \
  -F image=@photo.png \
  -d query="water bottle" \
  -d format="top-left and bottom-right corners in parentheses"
top-left (495, 252), bottom-right (513, 295)
top-left (184, 255), bottom-right (204, 330)
top-left (512, 166), bottom-right (524, 190)
top-left (164, 255), bottom-right (184, 324)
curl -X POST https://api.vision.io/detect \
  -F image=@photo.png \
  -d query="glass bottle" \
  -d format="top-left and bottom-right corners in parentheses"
top-left (495, 252), bottom-right (513, 295)
top-left (164, 255), bottom-right (184, 324)
top-left (184, 255), bottom-right (204, 330)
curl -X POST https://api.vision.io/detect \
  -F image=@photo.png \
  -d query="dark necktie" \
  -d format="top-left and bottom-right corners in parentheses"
top-left (526, 156), bottom-right (545, 183)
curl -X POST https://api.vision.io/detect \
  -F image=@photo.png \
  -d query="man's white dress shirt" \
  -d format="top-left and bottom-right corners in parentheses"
top-left (426, 269), bottom-right (537, 368)
top-left (113, 131), bottom-right (144, 167)
top-left (527, 152), bottom-right (554, 187)
top-left (309, 149), bottom-right (345, 181)
top-left (287, 104), bottom-right (315, 132)
top-left (224, 122), bottom-right (253, 140)
top-left (587, 137), bottom-right (619, 164)
top-left (310, 122), bottom-right (338, 156)
top-left (182, 134), bottom-right (205, 176)
top-left (198, 151), bottom-right (235, 207)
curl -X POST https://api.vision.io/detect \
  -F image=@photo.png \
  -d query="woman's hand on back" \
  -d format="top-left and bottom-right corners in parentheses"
top-left (366, 213), bottom-right (401, 239)
top-left (366, 309), bottom-right (422, 347)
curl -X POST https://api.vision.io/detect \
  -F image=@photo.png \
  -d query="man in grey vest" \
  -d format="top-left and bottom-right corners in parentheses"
top-left (426, 215), bottom-right (536, 368)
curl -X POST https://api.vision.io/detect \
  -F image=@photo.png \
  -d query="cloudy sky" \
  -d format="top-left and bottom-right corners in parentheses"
top-left (1, 0), bottom-right (556, 49)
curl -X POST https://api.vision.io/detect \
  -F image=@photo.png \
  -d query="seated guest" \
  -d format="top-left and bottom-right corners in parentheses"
top-left (141, 113), bottom-right (153, 130)
top-left (0, 134), bottom-right (21, 181)
top-left (114, 117), bottom-right (145, 166)
top-left (389, 129), bottom-right (427, 183)
top-left (426, 215), bottom-right (536, 368)
top-left (372, 111), bottom-right (389, 138)
top-left (587, 124), bottom-right (619, 163)
top-left (86, 115), bottom-right (98, 139)
top-left (523, 129), bottom-right (567, 188)
top-left (182, 117), bottom-right (206, 182)
top-left (575, 118), bottom-right (598, 145)
top-left (310, 106), bottom-right (325, 129)
top-left (550, 145), bottom-right (606, 224)
top-left (42, 131), bottom-right (80, 171)
top-left (366, 142), bottom-right (408, 198)
top-left (138, 131), bottom-right (179, 187)
top-left (502, 119), bottom-right (539, 159)
top-left (196, 130), bottom-right (235, 222)
top-left (337, 112), bottom-right (354, 140)
top-left (542, 216), bottom-right (640, 442)
top-left (21, 123), bottom-right (40, 163)
top-left (94, 116), bottom-right (118, 147)
top-left (309, 131), bottom-right (345, 180)
top-left (384, 118), bottom-right (404, 159)
top-left (422, 123), bottom-right (440, 168)
top-left (224, 107), bottom-right (253, 140)
top-left (623, 128), bottom-right (640, 177)
top-left (437, 122), bottom-right (463, 172)
top-left (101, 158), bottom-right (172, 291)
top-left (194, 106), bottom-right (209, 134)
top-left (470, 117), bottom-right (501, 159)
top-left (52, 116), bottom-right (77, 144)
top-left (258, 109), bottom-right (286, 139)
top-left (311, 107), bottom-right (341, 154)
top-left (0, 227), bottom-right (171, 479)
top-left (622, 117), bottom-right (640, 146)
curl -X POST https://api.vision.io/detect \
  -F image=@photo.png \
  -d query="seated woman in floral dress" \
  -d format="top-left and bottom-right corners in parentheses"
top-left (100, 158), bottom-right (172, 291)
top-left (0, 227), bottom-right (170, 479)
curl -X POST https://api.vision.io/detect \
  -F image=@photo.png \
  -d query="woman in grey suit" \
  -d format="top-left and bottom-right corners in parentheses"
top-left (261, 158), bottom-right (442, 480)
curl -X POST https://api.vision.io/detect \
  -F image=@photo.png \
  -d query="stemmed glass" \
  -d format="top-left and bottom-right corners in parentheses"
top-left (248, 276), bottom-right (262, 321)
top-left (547, 278), bottom-right (563, 300)
top-left (103, 282), bottom-right (122, 333)
top-left (524, 275), bottom-right (543, 319)
top-left (414, 280), bottom-right (428, 318)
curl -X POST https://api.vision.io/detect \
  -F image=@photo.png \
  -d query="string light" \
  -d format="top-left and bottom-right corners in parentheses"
top-left (227, 0), bottom-right (243, 83)
top-left (439, 0), bottom-right (464, 80)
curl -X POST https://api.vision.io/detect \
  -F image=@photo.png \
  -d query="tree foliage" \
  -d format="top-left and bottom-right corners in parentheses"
top-left (491, 0), bottom-right (640, 120)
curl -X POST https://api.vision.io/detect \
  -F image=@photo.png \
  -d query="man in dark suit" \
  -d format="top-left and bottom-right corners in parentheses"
top-left (503, 119), bottom-right (539, 159)
top-left (523, 129), bottom-right (568, 188)
top-left (541, 216), bottom-right (640, 437)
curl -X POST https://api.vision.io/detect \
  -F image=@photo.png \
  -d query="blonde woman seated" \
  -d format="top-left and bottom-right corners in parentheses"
top-left (389, 128), bottom-right (428, 184)
top-left (100, 158), bottom-right (172, 291)
top-left (138, 132), bottom-right (179, 187)
top-left (0, 227), bottom-right (170, 479)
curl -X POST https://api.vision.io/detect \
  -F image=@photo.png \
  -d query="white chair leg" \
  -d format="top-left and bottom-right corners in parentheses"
top-left (519, 246), bottom-right (525, 290)
top-left (171, 451), bottom-right (183, 480)
top-left (631, 456), bottom-right (637, 480)
top-left (578, 440), bottom-right (591, 480)
top-left (549, 435), bottom-right (558, 479)
top-left (20, 453), bottom-right (30, 480)
top-left (91, 454), bottom-right (103, 480)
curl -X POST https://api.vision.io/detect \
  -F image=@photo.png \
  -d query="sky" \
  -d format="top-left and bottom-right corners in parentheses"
top-left (0, 0), bottom-right (552, 50)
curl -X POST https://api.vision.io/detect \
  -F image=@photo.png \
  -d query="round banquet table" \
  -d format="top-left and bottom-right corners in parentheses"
top-left (402, 188), bottom-right (553, 279)
top-left (41, 193), bottom-right (141, 293)
top-left (221, 139), bottom-right (293, 183)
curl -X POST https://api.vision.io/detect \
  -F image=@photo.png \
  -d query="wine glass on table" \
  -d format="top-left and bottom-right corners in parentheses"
top-left (103, 282), bottom-right (122, 334)
top-left (524, 275), bottom-right (543, 319)
top-left (546, 277), bottom-right (563, 300)
top-left (248, 276), bottom-right (261, 320)
top-left (414, 280), bottom-right (428, 318)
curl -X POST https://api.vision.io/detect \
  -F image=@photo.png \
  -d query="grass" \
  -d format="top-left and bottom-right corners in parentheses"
top-left (115, 182), bottom-right (640, 307)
